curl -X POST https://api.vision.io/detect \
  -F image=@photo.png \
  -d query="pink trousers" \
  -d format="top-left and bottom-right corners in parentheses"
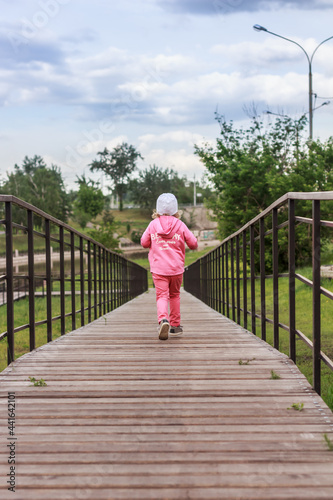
top-left (152, 273), bottom-right (183, 326)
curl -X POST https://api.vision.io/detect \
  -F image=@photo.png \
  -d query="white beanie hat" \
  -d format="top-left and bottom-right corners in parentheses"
top-left (156, 193), bottom-right (178, 216)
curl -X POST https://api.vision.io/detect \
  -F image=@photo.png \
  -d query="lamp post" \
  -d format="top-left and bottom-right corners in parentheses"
top-left (253, 24), bottom-right (333, 139)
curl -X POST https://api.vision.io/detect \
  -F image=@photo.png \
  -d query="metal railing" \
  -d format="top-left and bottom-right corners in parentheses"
top-left (184, 192), bottom-right (333, 395)
top-left (0, 195), bottom-right (148, 366)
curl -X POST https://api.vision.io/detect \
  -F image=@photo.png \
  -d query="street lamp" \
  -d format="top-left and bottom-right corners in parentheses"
top-left (253, 24), bottom-right (333, 139)
top-left (263, 101), bottom-right (330, 118)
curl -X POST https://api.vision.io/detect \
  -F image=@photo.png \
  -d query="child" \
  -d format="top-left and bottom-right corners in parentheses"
top-left (141, 193), bottom-right (198, 340)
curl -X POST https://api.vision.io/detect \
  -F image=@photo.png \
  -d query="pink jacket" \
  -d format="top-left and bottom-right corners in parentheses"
top-left (141, 216), bottom-right (198, 276)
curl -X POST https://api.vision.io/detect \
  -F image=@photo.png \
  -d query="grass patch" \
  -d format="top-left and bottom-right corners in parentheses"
top-left (323, 433), bottom-right (333, 451)
top-left (28, 376), bottom-right (47, 387)
top-left (287, 402), bottom-right (304, 411)
top-left (239, 358), bottom-right (255, 365)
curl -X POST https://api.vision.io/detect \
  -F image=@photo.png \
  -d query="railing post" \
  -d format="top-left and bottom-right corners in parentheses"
top-left (259, 217), bottom-right (266, 341)
top-left (212, 251), bottom-right (216, 310)
top-left (288, 199), bottom-right (296, 362)
top-left (272, 208), bottom-right (279, 350)
top-left (214, 250), bottom-right (218, 311)
top-left (230, 239), bottom-right (235, 322)
top-left (110, 252), bottom-right (115, 311)
top-left (98, 246), bottom-right (102, 316)
top-left (103, 249), bottom-right (107, 313)
top-left (80, 237), bottom-right (85, 327)
top-left (242, 230), bottom-right (247, 330)
top-left (236, 235), bottom-right (241, 325)
top-left (27, 210), bottom-right (36, 350)
top-left (106, 250), bottom-right (110, 312)
top-left (221, 244), bottom-right (225, 316)
top-left (312, 200), bottom-right (321, 394)
top-left (93, 243), bottom-right (97, 319)
top-left (5, 201), bottom-right (14, 364)
top-left (87, 240), bottom-right (92, 323)
top-left (59, 226), bottom-right (65, 335)
top-left (71, 231), bottom-right (76, 331)
top-left (217, 245), bottom-right (222, 314)
top-left (45, 219), bottom-right (52, 342)
top-left (225, 242), bottom-right (229, 317)
top-left (208, 253), bottom-right (212, 308)
top-left (199, 258), bottom-right (204, 305)
top-left (250, 224), bottom-right (256, 335)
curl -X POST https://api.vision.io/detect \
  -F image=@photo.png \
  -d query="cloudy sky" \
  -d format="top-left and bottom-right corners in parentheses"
top-left (1, 0), bottom-right (333, 191)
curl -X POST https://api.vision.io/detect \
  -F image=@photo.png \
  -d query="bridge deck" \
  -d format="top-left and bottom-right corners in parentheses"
top-left (1, 289), bottom-right (333, 499)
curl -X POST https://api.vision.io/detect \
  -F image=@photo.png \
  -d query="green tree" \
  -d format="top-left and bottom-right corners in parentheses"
top-left (128, 165), bottom-right (210, 210)
top-left (128, 164), bottom-right (176, 209)
top-left (89, 143), bottom-right (143, 211)
top-left (0, 155), bottom-right (70, 224)
top-left (195, 113), bottom-right (333, 269)
top-left (89, 210), bottom-right (121, 252)
top-left (73, 175), bottom-right (105, 228)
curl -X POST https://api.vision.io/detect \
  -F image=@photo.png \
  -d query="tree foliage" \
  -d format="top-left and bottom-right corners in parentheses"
top-left (128, 164), bottom-right (212, 210)
top-left (128, 164), bottom-right (179, 209)
top-left (89, 143), bottom-right (143, 211)
top-left (195, 114), bottom-right (333, 269)
top-left (73, 175), bottom-right (105, 228)
top-left (0, 155), bottom-right (70, 224)
top-left (89, 210), bottom-right (121, 252)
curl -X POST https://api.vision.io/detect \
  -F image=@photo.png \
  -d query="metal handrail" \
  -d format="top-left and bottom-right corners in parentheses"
top-left (184, 192), bottom-right (333, 395)
top-left (0, 196), bottom-right (148, 366)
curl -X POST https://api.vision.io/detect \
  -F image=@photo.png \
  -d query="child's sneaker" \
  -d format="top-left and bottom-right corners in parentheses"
top-left (158, 319), bottom-right (169, 340)
top-left (169, 325), bottom-right (183, 337)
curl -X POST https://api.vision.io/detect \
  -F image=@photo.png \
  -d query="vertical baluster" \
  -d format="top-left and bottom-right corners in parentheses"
top-left (71, 231), bottom-right (76, 331)
top-left (45, 219), bottom-right (52, 342)
top-left (103, 248), bottom-right (106, 314)
top-left (87, 240), bottom-right (92, 323)
top-left (110, 253), bottom-right (114, 311)
top-left (218, 245), bottom-right (222, 314)
top-left (225, 242), bottom-right (229, 318)
top-left (222, 244), bottom-right (225, 316)
top-left (59, 226), bottom-right (65, 335)
top-left (27, 210), bottom-right (36, 350)
top-left (106, 250), bottom-right (110, 312)
top-left (236, 235), bottom-right (240, 325)
top-left (80, 237), bottom-right (85, 326)
top-left (93, 243), bottom-right (97, 320)
top-left (6, 202), bottom-right (14, 365)
top-left (243, 230), bottom-right (248, 330)
top-left (250, 224), bottom-right (256, 335)
top-left (288, 199), bottom-right (296, 362)
top-left (98, 246), bottom-right (102, 317)
top-left (230, 239), bottom-right (235, 322)
top-left (272, 208), bottom-right (279, 349)
top-left (260, 217), bottom-right (266, 341)
top-left (312, 200), bottom-right (321, 394)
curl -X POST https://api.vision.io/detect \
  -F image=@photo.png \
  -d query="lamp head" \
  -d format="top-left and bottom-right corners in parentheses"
top-left (253, 24), bottom-right (267, 32)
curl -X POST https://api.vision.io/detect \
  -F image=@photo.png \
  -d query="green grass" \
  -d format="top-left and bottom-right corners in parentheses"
top-left (287, 402), bottom-right (304, 411)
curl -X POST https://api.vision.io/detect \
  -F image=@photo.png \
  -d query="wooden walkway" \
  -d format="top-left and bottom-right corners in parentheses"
top-left (1, 289), bottom-right (333, 499)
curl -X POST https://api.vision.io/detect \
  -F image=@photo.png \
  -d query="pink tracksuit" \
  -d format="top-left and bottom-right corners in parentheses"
top-left (141, 216), bottom-right (198, 326)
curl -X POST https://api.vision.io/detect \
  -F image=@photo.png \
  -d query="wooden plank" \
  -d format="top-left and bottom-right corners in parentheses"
top-left (1, 288), bottom-right (333, 500)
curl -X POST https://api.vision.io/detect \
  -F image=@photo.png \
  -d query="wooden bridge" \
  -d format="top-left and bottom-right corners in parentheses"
top-left (1, 289), bottom-right (333, 500)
